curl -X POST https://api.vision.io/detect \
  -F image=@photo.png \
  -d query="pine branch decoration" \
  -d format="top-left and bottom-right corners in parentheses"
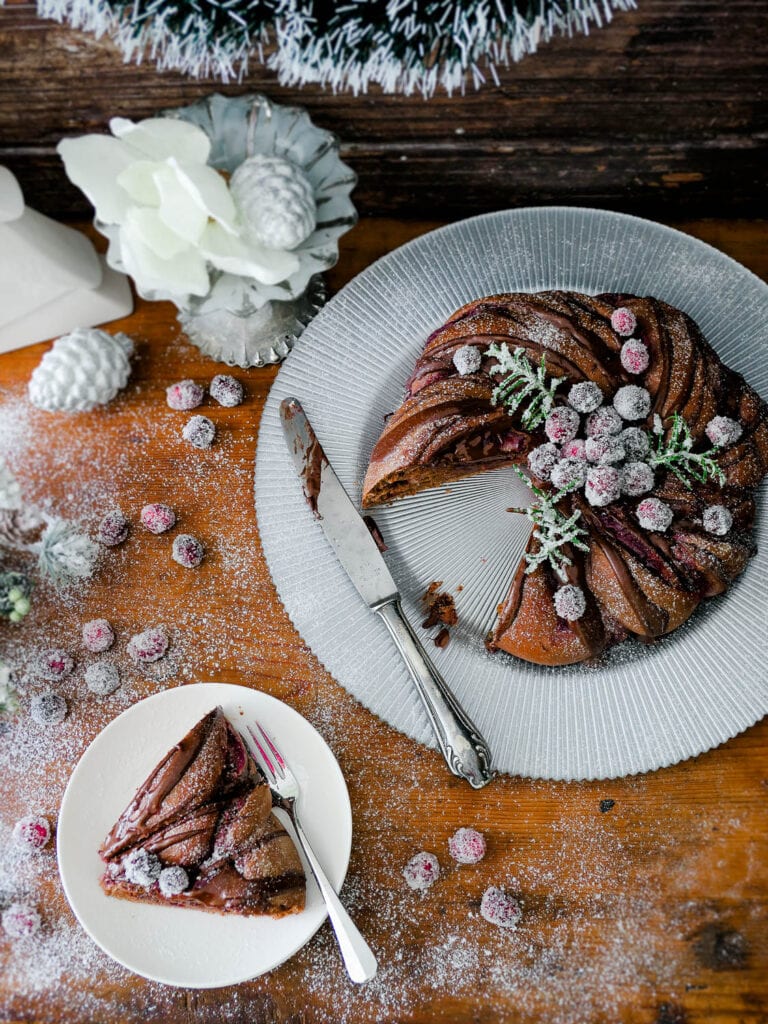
top-left (508, 468), bottom-right (589, 582)
top-left (647, 413), bottom-right (725, 488)
top-left (487, 343), bottom-right (566, 430)
top-left (30, 0), bottom-right (636, 91)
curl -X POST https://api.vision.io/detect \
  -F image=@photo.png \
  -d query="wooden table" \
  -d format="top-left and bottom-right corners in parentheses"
top-left (0, 218), bottom-right (766, 1024)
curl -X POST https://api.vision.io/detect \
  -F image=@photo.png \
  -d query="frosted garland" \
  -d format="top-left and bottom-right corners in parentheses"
top-left (28, 0), bottom-right (637, 92)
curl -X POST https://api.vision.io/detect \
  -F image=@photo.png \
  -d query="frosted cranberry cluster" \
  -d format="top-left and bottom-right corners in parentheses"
top-left (522, 307), bottom-right (742, 623)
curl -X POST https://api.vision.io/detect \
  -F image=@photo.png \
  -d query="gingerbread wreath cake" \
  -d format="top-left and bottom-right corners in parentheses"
top-left (99, 708), bottom-right (306, 917)
top-left (362, 291), bottom-right (768, 666)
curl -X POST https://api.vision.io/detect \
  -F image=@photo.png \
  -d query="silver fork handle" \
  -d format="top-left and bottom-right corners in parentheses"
top-left (289, 809), bottom-right (377, 984)
top-left (375, 599), bottom-right (495, 789)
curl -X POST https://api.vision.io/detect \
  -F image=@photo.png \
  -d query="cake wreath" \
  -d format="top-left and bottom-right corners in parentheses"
top-left (362, 291), bottom-right (768, 666)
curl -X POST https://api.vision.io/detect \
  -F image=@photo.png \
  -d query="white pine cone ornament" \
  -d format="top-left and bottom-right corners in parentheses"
top-left (28, 329), bottom-right (134, 412)
top-left (230, 155), bottom-right (317, 251)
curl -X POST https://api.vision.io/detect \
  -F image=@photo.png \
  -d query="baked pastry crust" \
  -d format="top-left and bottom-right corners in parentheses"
top-left (362, 291), bottom-right (768, 666)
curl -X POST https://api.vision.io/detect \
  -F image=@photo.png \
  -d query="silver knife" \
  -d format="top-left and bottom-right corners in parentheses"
top-left (279, 396), bottom-right (494, 789)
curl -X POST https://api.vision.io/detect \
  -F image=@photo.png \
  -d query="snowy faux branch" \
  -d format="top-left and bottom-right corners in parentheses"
top-left (508, 469), bottom-right (589, 582)
top-left (0, 460), bottom-right (99, 619)
top-left (0, 662), bottom-right (18, 715)
top-left (647, 413), bottom-right (725, 489)
top-left (487, 343), bottom-right (566, 430)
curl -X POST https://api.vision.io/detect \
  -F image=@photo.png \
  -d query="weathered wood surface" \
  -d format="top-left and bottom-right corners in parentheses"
top-left (0, 218), bottom-right (766, 1024)
top-left (0, 1), bottom-right (766, 220)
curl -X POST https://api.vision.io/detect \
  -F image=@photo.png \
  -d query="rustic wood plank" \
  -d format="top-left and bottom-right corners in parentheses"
top-left (0, 218), bottom-right (766, 1024)
top-left (0, 1), bottom-right (766, 219)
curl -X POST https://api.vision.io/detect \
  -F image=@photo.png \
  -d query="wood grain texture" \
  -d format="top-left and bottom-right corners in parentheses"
top-left (0, 1), bottom-right (766, 220)
top-left (0, 217), bottom-right (766, 1024)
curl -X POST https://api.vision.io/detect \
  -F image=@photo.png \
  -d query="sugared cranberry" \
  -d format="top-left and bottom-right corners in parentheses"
top-left (702, 504), bottom-right (733, 536)
top-left (527, 442), bottom-right (559, 480)
top-left (37, 648), bottom-right (73, 681)
top-left (620, 339), bottom-right (650, 375)
top-left (585, 406), bottom-right (622, 438)
top-left (561, 438), bottom-right (587, 461)
top-left (403, 852), bottom-right (440, 891)
top-left (568, 381), bottom-right (603, 414)
top-left (85, 662), bottom-right (120, 695)
top-left (613, 385), bottom-right (651, 422)
top-left (140, 503), bottom-right (176, 534)
top-left (705, 415), bottom-right (742, 448)
top-left (30, 691), bottom-right (67, 725)
top-left (82, 619), bottom-right (115, 653)
top-left (166, 379), bottom-right (204, 411)
top-left (453, 345), bottom-right (482, 375)
top-left (12, 815), bottom-right (51, 851)
top-left (636, 497), bottom-right (673, 532)
top-left (544, 407), bottom-right (580, 445)
top-left (480, 886), bottom-right (522, 929)
top-left (585, 466), bottom-right (621, 507)
top-left (585, 436), bottom-right (625, 466)
top-left (182, 415), bottom-right (216, 450)
top-left (127, 626), bottom-right (169, 663)
top-left (172, 534), bottom-right (204, 568)
top-left (210, 374), bottom-right (244, 407)
top-left (620, 462), bottom-right (655, 496)
top-left (550, 458), bottom-right (587, 491)
top-left (611, 307), bottom-right (637, 337)
top-left (97, 509), bottom-right (129, 547)
top-left (159, 865), bottom-right (189, 897)
top-left (448, 828), bottom-right (486, 865)
top-left (553, 585), bottom-right (586, 621)
top-left (2, 902), bottom-right (41, 938)
top-left (123, 849), bottom-right (161, 887)
top-left (620, 426), bottom-right (650, 460)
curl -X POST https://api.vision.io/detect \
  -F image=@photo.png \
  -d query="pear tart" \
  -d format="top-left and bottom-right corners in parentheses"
top-left (99, 708), bottom-right (306, 918)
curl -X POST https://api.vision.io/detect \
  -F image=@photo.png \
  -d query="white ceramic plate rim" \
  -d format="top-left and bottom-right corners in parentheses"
top-left (255, 206), bottom-right (768, 781)
top-left (57, 683), bottom-right (352, 988)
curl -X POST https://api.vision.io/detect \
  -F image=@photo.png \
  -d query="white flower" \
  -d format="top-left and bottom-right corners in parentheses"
top-left (58, 117), bottom-right (300, 303)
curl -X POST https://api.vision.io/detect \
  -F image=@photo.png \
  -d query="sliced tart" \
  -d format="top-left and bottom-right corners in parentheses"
top-left (99, 707), bottom-right (306, 918)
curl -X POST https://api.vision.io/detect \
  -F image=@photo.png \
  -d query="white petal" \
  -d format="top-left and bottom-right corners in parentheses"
top-left (116, 160), bottom-right (161, 206)
top-left (57, 136), bottom-right (134, 224)
top-left (109, 117), bottom-right (211, 164)
top-left (118, 225), bottom-right (210, 298)
top-left (153, 164), bottom-right (208, 244)
top-left (200, 223), bottom-right (300, 285)
top-left (124, 207), bottom-right (190, 260)
top-left (170, 159), bottom-right (237, 233)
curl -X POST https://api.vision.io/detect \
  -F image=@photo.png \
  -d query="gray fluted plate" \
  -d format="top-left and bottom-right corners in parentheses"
top-left (254, 207), bottom-right (768, 780)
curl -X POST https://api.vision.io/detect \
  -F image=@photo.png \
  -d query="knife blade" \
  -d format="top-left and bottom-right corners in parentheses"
top-left (279, 397), bottom-right (494, 789)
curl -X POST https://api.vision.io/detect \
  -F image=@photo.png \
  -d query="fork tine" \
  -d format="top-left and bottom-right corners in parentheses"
top-left (245, 725), bottom-right (278, 782)
top-left (254, 720), bottom-right (287, 771)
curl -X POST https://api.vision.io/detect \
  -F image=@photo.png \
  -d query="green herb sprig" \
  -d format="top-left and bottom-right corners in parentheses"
top-left (486, 344), bottom-right (566, 430)
top-left (647, 413), bottom-right (725, 489)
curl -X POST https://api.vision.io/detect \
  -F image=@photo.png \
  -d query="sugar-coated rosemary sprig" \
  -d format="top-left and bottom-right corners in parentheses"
top-left (508, 468), bottom-right (589, 582)
top-left (486, 343), bottom-right (566, 430)
top-left (647, 413), bottom-right (725, 488)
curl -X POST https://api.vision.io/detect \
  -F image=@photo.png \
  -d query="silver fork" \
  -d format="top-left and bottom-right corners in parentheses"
top-left (241, 720), bottom-right (378, 984)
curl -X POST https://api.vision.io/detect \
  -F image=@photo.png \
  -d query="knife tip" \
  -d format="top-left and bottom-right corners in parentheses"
top-left (279, 396), bottom-right (302, 420)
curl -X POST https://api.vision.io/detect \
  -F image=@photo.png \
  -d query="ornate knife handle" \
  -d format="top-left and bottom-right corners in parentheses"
top-left (374, 599), bottom-right (495, 789)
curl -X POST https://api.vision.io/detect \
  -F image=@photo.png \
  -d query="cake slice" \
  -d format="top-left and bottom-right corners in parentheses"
top-left (99, 707), bottom-right (306, 918)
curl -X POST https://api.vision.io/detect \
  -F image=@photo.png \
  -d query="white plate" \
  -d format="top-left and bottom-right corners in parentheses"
top-left (255, 207), bottom-right (768, 781)
top-left (57, 683), bottom-right (352, 988)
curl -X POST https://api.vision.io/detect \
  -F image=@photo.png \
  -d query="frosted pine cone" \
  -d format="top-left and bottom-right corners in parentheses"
top-left (28, 329), bottom-right (134, 412)
top-left (230, 155), bottom-right (317, 252)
